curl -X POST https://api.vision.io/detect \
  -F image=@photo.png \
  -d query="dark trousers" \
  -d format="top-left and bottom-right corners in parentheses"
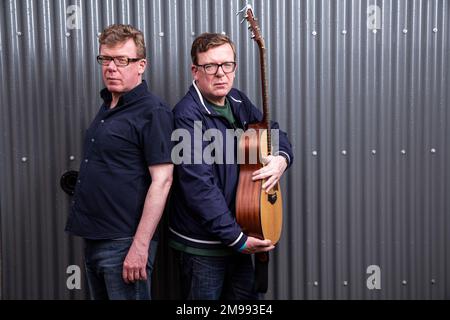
top-left (177, 251), bottom-right (260, 300)
top-left (84, 238), bottom-right (158, 300)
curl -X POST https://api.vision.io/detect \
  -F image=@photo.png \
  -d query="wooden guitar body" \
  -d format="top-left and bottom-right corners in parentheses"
top-left (235, 123), bottom-right (283, 244)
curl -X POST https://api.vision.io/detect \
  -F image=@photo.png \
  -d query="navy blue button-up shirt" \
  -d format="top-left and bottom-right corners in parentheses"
top-left (65, 81), bottom-right (173, 239)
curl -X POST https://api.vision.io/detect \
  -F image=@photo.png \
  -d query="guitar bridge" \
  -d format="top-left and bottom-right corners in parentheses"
top-left (268, 192), bottom-right (277, 205)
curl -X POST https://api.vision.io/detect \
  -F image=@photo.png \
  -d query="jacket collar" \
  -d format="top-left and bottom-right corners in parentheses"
top-left (190, 80), bottom-right (243, 116)
top-left (192, 80), bottom-right (211, 114)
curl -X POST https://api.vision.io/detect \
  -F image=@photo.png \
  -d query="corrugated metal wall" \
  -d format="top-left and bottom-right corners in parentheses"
top-left (0, 0), bottom-right (449, 300)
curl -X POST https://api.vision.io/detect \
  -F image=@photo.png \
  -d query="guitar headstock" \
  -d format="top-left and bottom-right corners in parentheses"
top-left (238, 4), bottom-right (265, 49)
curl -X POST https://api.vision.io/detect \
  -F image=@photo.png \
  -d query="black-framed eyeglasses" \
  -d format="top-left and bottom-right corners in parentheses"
top-left (195, 62), bottom-right (237, 75)
top-left (97, 55), bottom-right (143, 67)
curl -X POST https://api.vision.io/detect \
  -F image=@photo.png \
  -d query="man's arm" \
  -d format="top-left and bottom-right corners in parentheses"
top-left (122, 163), bottom-right (173, 284)
top-left (172, 113), bottom-right (249, 252)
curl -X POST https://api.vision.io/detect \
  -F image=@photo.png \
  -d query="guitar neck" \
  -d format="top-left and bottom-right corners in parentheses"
top-left (245, 7), bottom-right (272, 155)
top-left (258, 38), bottom-right (272, 154)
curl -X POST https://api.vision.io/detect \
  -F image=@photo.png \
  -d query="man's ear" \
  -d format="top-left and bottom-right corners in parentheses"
top-left (138, 59), bottom-right (147, 75)
top-left (191, 64), bottom-right (198, 80)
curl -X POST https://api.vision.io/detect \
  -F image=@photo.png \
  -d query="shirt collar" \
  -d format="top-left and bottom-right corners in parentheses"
top-left (100, 80), bottom-right (148, 108)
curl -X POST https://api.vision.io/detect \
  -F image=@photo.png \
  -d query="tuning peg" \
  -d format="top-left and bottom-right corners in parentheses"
top-left (237, 4), bottom-right (253, 16)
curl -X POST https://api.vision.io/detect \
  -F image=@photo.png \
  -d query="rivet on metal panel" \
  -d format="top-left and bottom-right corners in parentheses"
top-left (343, 281), bottom-right (348, 286)
top-left (221, 31), bottom-right (226, 35)
top-left (341, 30), bottom-right (347, 35)
top-left (433, 28), bottom-right (438, 33)
top-left (313, 281), bottom-right (319, 287)
top-left (430, 148), bottom-right (437, 154)
top-left (402, 280), bottom-right (407, 285)
top-left (431, 279), bottom-right (436, 285)
top-left (21, 157), bottom-right (28, 163)
top-left (66, 32), bottom-right (71, 37)
top-left (312, 31), bottom-right (317, 36)
top-left (372, 29), bottom-right (377, 34)
top-left (97, 32), bottom-right (102, 38)
top-left (69, 156), bottom-right (75, 161)
top-left (402, 29), bottom-right (408, 34)
top-left (191, 32), bottom-right (195, 37)
top-left (159, 32), bottom-right (164, 37)
top-left (401, 149), bottom-right (406, 155)
top-left (312, 151), bottom-right (318, 157)
top-left (17, 31), bottom-right (22, 36)
top-left (371, 149), bottom-right (377, 155)
top-left (341, 150), bottom-right (347, 156)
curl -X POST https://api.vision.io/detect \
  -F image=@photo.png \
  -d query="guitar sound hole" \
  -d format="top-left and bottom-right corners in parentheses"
top-left (268, 193), bottom-right (277, 205)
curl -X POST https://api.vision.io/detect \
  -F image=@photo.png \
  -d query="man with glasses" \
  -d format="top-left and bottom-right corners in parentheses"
top-left (169, 33), bottom-right (293, 299)
top-left (65, 24), bottom-right (173, 300)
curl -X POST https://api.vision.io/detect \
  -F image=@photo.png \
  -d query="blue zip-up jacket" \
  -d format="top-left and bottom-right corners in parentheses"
top-left (169, 81), bottom-right (293, 252)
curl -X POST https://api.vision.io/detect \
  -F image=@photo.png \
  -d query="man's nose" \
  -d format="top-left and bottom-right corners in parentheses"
top-left (106, 60), bottom-right (117, 71)
top-left (215, 65), bottom-right (226, 76)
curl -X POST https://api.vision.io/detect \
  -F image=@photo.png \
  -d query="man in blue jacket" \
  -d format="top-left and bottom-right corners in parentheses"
top-left (169, 33), bottom-right (293, 300)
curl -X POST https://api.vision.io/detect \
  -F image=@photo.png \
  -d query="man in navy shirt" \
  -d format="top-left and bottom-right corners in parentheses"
top-left (65, 24), bottom-right (173, 300)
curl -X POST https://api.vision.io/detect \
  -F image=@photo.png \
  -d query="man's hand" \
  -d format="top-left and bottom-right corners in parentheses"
top-left (252, 155), bottom-right (288, 193)
top-left (240, 236), bottom-right (275, 254)
top-left (122, 241), bottom-right (149, 284)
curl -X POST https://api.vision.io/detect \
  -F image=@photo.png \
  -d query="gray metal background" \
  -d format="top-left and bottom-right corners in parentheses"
top-left (0, 0), bottom-right (449, 300)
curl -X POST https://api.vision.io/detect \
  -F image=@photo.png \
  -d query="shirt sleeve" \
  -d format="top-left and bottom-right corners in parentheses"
top-left (141, 106), bottom-right (174, 166)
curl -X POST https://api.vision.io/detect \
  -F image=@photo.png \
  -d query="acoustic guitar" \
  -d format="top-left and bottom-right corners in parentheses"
top-left (236, 5), bottom-right (283, 245)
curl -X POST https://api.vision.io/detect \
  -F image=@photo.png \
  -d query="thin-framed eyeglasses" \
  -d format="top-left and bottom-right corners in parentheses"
top-left (195, 62), bottom-right (237, 75)
top-left (97, 55), bottom-right (143, 67)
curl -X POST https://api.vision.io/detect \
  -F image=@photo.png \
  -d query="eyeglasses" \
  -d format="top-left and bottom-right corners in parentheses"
top-left (97, 55), bottom-right (142, 67)
top-left (195, 62), bottom-right (237, 75)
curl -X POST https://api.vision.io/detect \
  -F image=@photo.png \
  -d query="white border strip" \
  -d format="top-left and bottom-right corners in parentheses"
top-left (192, 80), bottom-right (211, 114)
top-left (169, 227), bottom-right (221, 244)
